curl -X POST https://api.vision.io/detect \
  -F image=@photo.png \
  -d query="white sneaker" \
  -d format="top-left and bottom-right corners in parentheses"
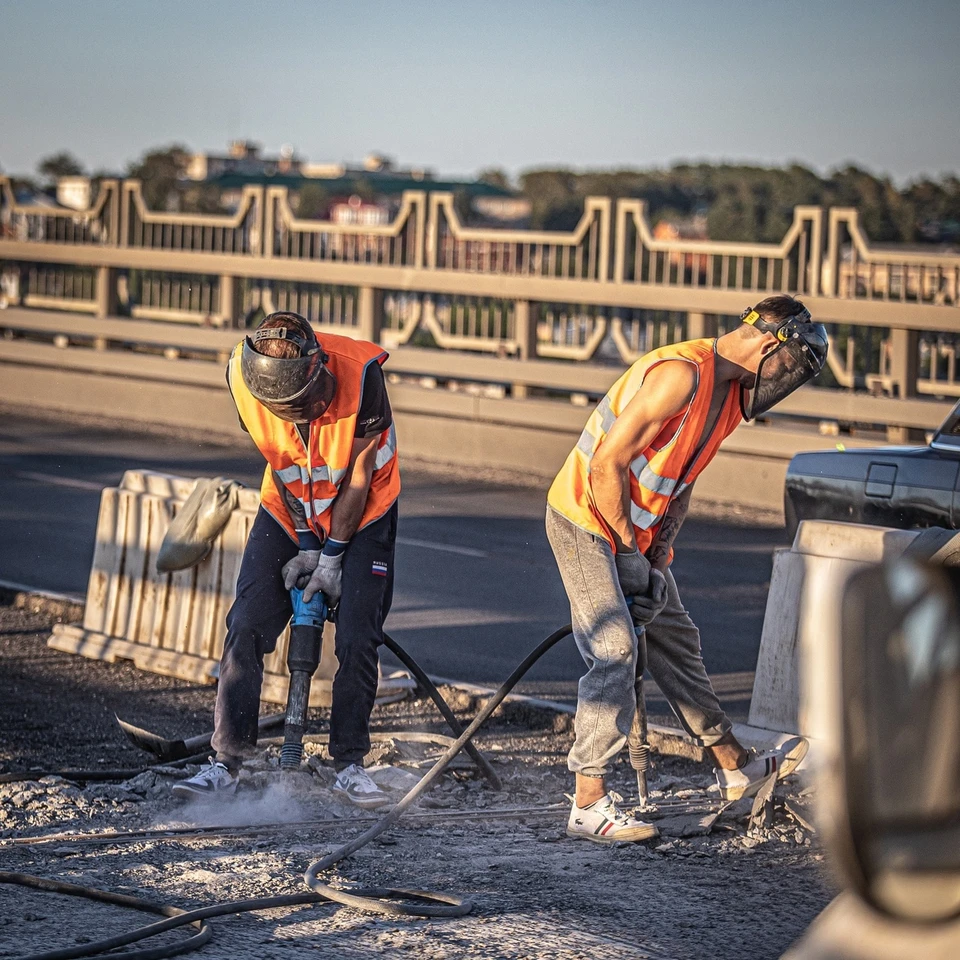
top-left (715, 736), bottom-right (809, 801)
top-left (331, 763), bottom-right (391, 810)
top-left (171, 758), bottom-right (239, 799)
top-left (566, 792), bottom-right (660, 844)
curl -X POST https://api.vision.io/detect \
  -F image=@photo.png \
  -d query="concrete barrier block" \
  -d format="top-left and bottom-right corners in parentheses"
top-left (50, 472), bottom-right (408, 708)
top-left (749, 520), bottom-right (924, 743)
top-left (793, 519), bottom-right (919, 562)
top-left (747, 549), bottom-right (805, 733)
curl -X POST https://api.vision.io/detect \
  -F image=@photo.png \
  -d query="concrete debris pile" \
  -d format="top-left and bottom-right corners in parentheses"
top-left (2, 738), bottom-right (817, 857)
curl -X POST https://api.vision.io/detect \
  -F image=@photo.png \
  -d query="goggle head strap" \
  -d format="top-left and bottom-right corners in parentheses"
top-left (740, 305), bottom-right (813, 342)
top-left (252, 326), bottom-right (325, 359)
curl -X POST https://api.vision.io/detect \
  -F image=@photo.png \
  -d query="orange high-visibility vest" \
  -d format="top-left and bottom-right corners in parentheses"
top-left (547, 339), bottom-right (742, 561)
top-left (227, 333), bottom-right (400, 543)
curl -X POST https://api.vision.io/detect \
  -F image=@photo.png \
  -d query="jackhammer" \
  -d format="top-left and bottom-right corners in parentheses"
top-left (627, 621), bottom-right (651, 806)
top-left (280, 586), bottom-right (331, 771)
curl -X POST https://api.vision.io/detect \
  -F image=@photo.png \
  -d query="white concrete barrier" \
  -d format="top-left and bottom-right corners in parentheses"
top-left (49, 470), bottom-right (412, 706)
top-left (748, 520), bottom-right (923, 740)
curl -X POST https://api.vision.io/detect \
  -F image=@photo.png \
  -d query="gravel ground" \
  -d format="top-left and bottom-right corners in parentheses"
top-left (0, 592), bottom-right (833, 960)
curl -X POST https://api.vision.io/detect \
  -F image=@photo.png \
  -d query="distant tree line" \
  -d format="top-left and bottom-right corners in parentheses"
top-left (483, 164), bottom-right (960, 244)
top-left (8, 149), bottom-right (960, 245)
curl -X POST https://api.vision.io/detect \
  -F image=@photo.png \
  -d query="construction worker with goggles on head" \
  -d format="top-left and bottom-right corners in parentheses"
top-left (546, 295), bottom-right (828, 844)
top-left (174, 311), bottom-right (400, 810)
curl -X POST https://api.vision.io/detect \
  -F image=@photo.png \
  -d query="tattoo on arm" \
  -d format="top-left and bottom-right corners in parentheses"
top-left (276, 469), bottom-right (308, 528)
top-left (646, 490), bottom-right (692, 571)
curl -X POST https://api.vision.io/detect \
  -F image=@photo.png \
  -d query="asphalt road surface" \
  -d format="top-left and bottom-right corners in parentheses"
top-left (0, 404), bottom-right (789, 721)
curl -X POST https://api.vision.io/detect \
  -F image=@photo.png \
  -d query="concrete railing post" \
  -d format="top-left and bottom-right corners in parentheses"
top-left (95, 266), bottom-right (118, 321)
top-left (219, 275), bottom-right (243, 328)
top-left (513, 299), bottom-right (538, 397)
top-left (686, 312), bottom-right (717, 340)
top-left (887, 328), bottom-right (923, 442)
top-left (357, 285), bottom-right (384, 344)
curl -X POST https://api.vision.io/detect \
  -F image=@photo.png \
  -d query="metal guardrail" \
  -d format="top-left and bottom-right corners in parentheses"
top-left (2, 176), bottom-right (960, 438)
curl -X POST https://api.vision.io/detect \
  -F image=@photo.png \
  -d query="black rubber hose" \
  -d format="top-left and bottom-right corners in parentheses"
top-left (4, 624), bottom-right (574, 954)
top-left (0, 755), bottom-right (210, 786)
top-left (0, 872), bottom-right (213, 960)
top-left (381, 631), bottom-right (501, 790)
top-left (303, 624), bottom-right (573, 916)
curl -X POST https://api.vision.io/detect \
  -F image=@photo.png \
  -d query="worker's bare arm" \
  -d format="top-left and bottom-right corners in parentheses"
top-left (590, 362), bottom-right (697, 553)
top-left (328, 433), bottom-right (380, 542)
top-left (646, 482), bottom-right (694, 571)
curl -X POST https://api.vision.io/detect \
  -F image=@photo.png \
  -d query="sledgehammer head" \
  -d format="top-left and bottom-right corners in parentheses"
top-left (116, 715), bottom-right (191, 762)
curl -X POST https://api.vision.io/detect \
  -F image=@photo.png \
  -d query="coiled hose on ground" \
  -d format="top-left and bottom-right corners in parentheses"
top-left (1, 623), bottom-right (574, 960)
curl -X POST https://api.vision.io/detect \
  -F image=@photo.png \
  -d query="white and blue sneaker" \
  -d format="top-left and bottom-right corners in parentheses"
top-left (172, 758), bottom-right (239, 799)
top-left (715, 736), bottom-right (809, 801)
top-left (566, 792), bottom-right (659, 844)
top-left (331, 763), bottom-right (391, 810)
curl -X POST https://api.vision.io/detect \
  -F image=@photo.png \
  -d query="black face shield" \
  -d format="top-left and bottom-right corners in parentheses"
top-left (239, 329), bottom-right (336, 423)
top-left (739, 307), bottom-right (829, 421)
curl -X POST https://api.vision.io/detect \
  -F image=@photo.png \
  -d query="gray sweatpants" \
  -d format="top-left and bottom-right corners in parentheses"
top-left (545, 505), bottom-right (732, 777)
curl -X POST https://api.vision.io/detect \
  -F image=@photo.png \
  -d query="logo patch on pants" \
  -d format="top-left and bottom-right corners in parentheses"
top-left (371, 560), bottom-right (388, 577)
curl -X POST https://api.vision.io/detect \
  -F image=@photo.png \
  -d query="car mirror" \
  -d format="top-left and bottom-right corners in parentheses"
top-left (829, 558), bottom-right (960, 922)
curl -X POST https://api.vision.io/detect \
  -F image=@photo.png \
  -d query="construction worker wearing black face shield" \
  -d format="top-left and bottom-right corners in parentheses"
top-left (173, 311), bottom-right (400, 810)
top-left (546, 295), bottom-right (828, 844)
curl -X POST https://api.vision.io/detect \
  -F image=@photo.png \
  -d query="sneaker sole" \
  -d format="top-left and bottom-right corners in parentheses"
top-left (566, 824), bottom-right (660, 844)
top-left (718, 738), bottom-right (810, 801)
top-left (171, 782), bottom-right (238, 799)
top-left (777, 737), bottom-right (809, 781)
top-left (331, 787), bottom-right (390, 810)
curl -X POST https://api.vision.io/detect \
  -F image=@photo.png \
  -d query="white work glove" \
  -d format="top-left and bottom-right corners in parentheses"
top-left (614, 549), bottom-right (651, 598)
top-left (302, 552), bottom-right (343, 604)
top-left (282, 550), bottom-right (321, 591)
top-left (629, 569), bottom-right (669, 627)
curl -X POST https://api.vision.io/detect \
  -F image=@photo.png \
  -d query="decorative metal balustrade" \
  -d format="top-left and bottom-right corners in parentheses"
top-left (826, 209), bottom-right (960, 306)
top-left (1, 179), bottom-right (119, 246)
top-left (122, 181), bottom-right (263, 255)
top-left (427, 193), bottom-right (611, 281)
top-left (265, 187), bottom-right (424, 267)
top-left (2, 175), bottom-right (960, 409)
top-left (25, 263), bottom-right (97, 311)
top-left (615, 201), bottom-right (823, 297)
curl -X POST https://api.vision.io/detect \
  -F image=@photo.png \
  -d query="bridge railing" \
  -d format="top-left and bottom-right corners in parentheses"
top-left (428, 192), bottom-right (611, 280)
top-left (3, 175), bottom-right (960, 431)
top-left (1, 178), bottom-right (120, 246)
top-left (615, 200), bottom-right (823, 297)
top-left (121, 181), bottom-right (264, 255)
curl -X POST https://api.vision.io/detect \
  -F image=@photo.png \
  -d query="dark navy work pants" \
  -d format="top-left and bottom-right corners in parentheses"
top-left (211, 503), bottom-right (397, 769)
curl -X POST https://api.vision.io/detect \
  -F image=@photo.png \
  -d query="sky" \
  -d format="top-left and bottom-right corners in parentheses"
top-left (2, 0), bottom-right (958, 186)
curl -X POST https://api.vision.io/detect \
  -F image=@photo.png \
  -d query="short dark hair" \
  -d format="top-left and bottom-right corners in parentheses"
top-left (738, 295), bottom-right (808, 337)
top-left (252, 312), bottom-right (316, 360)
top-left (752, 295), bottom-right (807, 323)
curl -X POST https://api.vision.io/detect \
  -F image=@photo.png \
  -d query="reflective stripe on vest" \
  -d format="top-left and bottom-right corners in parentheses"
top-left (547, 339), bottom-right (742, 559)
top-left (375, 423), bottom-right (397, 470)
top-left (228, 333), bottom-right (401, 541)
top-left (274, 463), bottom-right (349, 486)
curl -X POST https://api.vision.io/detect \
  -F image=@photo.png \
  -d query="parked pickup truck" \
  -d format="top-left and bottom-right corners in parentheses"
top-left (784, 399), bottom-right (960, 540)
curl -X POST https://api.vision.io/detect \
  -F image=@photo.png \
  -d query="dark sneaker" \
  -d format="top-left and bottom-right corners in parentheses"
top-left (331, 763), bottom-right (391, 809)
top-left (566, 792), bottom-right (660, 844)
top-left (715, 736), bottom-right (809, 801)
top-left (171, 758), bottom-right (239, 799)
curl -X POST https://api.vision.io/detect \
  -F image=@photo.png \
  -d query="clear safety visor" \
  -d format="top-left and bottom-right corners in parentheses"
top-left (741, 328), bottom-right (828, 420)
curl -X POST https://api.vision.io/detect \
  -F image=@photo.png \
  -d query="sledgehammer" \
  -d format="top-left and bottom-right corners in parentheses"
top-left (116, 712), bottom-right (285, 763)
top-left (280, 585), bottom-right (331, 770)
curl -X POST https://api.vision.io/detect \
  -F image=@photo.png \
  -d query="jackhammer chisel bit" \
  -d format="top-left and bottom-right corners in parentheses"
top-left (627, 622), bottom-right (651, 807)
top-left (280, 585), bottom-right (330, 770)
